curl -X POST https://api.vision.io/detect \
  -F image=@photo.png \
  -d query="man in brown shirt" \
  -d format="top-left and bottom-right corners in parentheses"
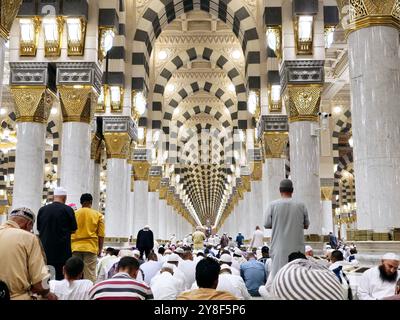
top-left (178, 257), bottom-right (236, 300)
top-left (0, 207), bottom-right (57, 300)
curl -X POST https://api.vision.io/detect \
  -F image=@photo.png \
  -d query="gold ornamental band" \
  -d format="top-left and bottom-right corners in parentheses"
top-left (263, 132), bottom-right (288, 159)
top-left (131, 161), bottom-right (150, 181)
top-left (58, 86), bottom-right (94, 124)
top-left (336, 0), bottom-right (400, 36)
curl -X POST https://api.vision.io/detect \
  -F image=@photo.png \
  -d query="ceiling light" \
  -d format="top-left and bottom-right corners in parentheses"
top-left (0, 108), bottom-right (6, 115)
top-left (231, 50), bottom-right (241, 60)
top-left (51, 107), bottom-right (58, 115)
top-left (248, 91), bottom-right (258, 115)
top-left (348, 136), bottom-right (353, 148)
top-left (166, 83), bottom-right (175, 92)
top-left (333, 106), bottom-right (342, 114)
top-left (133, 91), bottom-right (146, 115)
top-left (228, 83), bottom-right (235, 93)
top-left (66, 17), bottom-right (86, 56)
top-left (158, 50), bottom-right (168, 60)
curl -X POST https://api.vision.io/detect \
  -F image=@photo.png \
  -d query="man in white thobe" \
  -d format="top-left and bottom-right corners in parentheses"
top-left (357, 253), bottom-right (400, 300)
top-left (140, 252), bottom-right (162, 285)
top-left (150, 263), bottom-right (181, 300)
top-left (264, 179), bottom-right (309, 286)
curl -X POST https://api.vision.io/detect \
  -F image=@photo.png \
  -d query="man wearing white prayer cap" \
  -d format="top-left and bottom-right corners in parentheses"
top-left (150, 262), bottom-right (181, 300)
top-left (164, 253), bottom-right (186, 291)
top-left (219, 253), bottom-right (239, 276)
top-left (357, 252), bottom-right (400, 300)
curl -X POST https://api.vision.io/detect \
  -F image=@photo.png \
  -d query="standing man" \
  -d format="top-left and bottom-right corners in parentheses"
top-left (192, 226), bottom-right (206, 250)
top-left (38, 187), bottom-right (77, 280)
top-left (249, 226), bottom-right (264, 250)
top-left (136, 225), bottom-right (154, 260)
top-left (236, 232), bottom-right (244, 248)
top-left (71, 193), bottom-right (105, 283)
top-left (264, 179), bottom-right (309, 284)
top-left (329, 232), bottom-right (338, 249)
top-left (0, 208), bottom-right (56, 300)
top-left (220, 233), bottom-right (229, 249)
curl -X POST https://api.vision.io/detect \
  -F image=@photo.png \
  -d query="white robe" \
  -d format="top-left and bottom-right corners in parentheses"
top-left (150, 272), bottom-right (181, 300)
top-left (50, 279), bottom-right (93, 300)
top-left (357, 266), bottom-right (399, 300)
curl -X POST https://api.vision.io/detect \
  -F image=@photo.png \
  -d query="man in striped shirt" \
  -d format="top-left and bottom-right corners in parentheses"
top-left (89, 257), bottom-right (153, 300)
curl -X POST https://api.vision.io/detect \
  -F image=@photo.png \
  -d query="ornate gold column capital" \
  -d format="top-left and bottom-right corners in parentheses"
top-left (321, 186), bottom-right (334, 201)
top-left (0, 0), bottom-right (23, 39)
top-left (337, 0), bottom-right (400, 35)
top-left (104, 132), bottom-right (131, 159)
top-left (263, 132), bottom-right (289, 159)
top-left (283, 85), bottom-right (322, 123)
top-left (131, 161), bottom-right (150, 181)
top-left (10, 86), bottom-right (55, 123)
top-left (250, 161), bottom-right (263, 181)
top-left (241, 175), bottom-right (251, 192)
top-left (58, 86), bottom-right (95, 123)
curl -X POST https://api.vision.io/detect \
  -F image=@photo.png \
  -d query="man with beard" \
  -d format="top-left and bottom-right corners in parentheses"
top-left (357, 253), bottom-right (399, 300)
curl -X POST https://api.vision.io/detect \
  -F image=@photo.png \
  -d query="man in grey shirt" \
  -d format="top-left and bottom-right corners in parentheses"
top-left (264, 179), bottom-right (309, 284)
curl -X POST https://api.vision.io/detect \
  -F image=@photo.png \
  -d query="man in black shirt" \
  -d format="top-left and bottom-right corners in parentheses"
top-left (136, 225), bottom-right (154, 260)
top-left (37, 187), bottom-right (77, 280)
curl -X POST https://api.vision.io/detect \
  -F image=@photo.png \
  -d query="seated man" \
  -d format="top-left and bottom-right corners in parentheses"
top-left (90, 257), bottom-right (153, 300)
top-left (270, 258), bottom-right (343, 300)
top-left (177, 257), bottom-right (236, 300)
top-left (150, 263), bottom-right (181, 300)
top-left (50, 257), bottom-right (93, 300)
top-left (240, 252), bottom-right (266, 297)
top-left (357, 253), bottom-right (400, 300)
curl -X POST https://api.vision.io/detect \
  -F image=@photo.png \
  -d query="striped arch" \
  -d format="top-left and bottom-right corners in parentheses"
top-left (332, 109), bottom-right (352, 162)
top-left (333, 154), bottom-right (355, 209)
top-left (162, 81), bottom-right (251, 129)
top-left (151, 46), bottom-right (247, 128)
top-left (132, 0), bottom-right (261, 95)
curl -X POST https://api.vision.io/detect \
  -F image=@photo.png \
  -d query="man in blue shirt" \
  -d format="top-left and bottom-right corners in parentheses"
top-left (236, 232), bottom-right (244, 247)
top-left (240, 252), bottom-right (266, 296)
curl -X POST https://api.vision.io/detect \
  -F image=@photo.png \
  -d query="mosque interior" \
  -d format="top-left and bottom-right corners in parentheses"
top-left (0, 0), bottom-right (399, 259)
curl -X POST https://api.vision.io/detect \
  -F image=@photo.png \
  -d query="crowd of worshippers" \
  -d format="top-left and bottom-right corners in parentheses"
top-left (0, 186), bottom-right (400, 300)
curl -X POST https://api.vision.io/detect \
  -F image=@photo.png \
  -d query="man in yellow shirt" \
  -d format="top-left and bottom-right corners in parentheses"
top-left (192, 226), bottom-right (206, 250)
top-left (71, 194), bottom-right (105, 283)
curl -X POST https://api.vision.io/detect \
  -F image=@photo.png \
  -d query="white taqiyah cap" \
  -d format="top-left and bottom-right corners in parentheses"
top-left (54, 187), bottom-right (67, 196)
top-left (220, 254), bottom-right (232, 263)
top-left (162, 262), bottom-right (175, 270)
top-left (164, 249), bottom-right (172, 254)
top-left (144, 225), bottom-right (150, 229)
top-left (305, 245), bottom-right (313, 253)
top-left (167, 253), bottom-right (180, 262)
top-left (220, 264), bottom-right (231, 271)
top-left (234, 248), bottom-right (242, 256)
top-left (382, 253), bottom-right (399, 261)
top-left (175, 247), bottom-right (184, 254)
top-left (132, 249), bottom-right (140, 257)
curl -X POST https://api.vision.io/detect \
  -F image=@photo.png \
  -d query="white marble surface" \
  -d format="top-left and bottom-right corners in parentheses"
top-left (105, 158), bottom-right (129, 237)
top-left (321, 200), bottom-right (334, 235)
top-left (0, 214), bottom-right (6, 224)
top-left (147, 191), bottom-right (159, 238)
top-left (12, 123), bottom-right (46, 217)
top-left (133, 181), bottom-right (149, 236)
top-left (158, 199), bottom-right (167, 240)
top-left (349, 26), bottom-right (400, 232)
top-left (289, 121), bottom-right (322, 235)
top-left (60, 122), bottom-right (91, 206)
top-left (92, 162), bottom-right (101, 211)
top-left (0, 38), bottom-right (6, 103)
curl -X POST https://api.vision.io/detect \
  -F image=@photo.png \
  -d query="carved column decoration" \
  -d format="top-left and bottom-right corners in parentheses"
top-left (0, 0), bottom-right (23, 39)
top-left (10, 87), bottom-right (55, 123)
top-left (59, 86), bottom-right (94, 123)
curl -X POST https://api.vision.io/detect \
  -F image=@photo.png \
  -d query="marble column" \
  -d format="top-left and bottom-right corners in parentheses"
top-left (133, 181), bottom-right (148, 236)
top-left (58, 87), bottom-right (94, 205)
top-left (103, 128), bottom-right (132, 238)
top-left (260, 117), bottom-right (289, 238)
top-left (158, 199), bottom-right (167, 240)
top-left (321, 187), bottom-right (334, 235)
top-left (347, 25), bottom-right (400, 231)
top-left (0, 37), bottom-right (6, 101)
top-left (90, 135), bottom-right (102, 211)
top-left (289, 121), bottom-right (322, 235)
top-left (148, 191), bottom-right (159, 239)
top-left (251, 181), bottom-right (264, 230)
top-left (10, 87), bottom-right (53, 216)
top-left (105, 158), bottom-right (129, 237)
top-left (284, 85), bottom-right (323, 235)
